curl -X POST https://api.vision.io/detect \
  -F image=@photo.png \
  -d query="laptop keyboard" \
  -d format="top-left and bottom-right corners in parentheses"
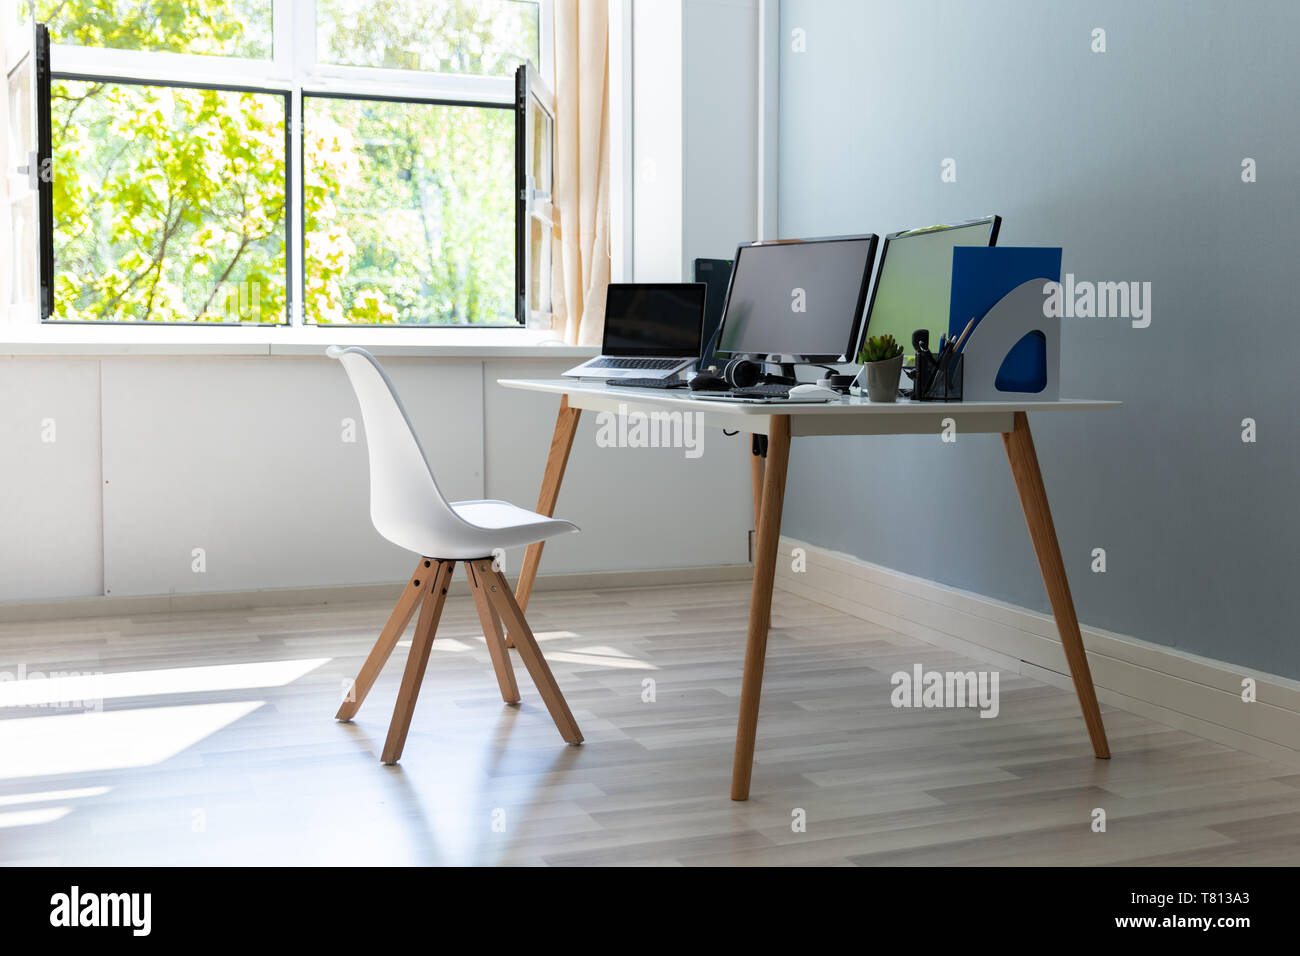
top-left (587, 357), bottom-right (681, 370)
top-left (605, 377), bottom-right (689, 389)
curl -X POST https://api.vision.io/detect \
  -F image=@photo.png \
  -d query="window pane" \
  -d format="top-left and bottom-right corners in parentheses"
top-left (528, 216), bottom-right (550, 317)
top-left (7, 49), bottom-right (37, 312)
top-left (27, 1), bottom-right (273, 58)
top-left (304, 96), bottom-right (514, 325)
top-left (50, 80), bottom-right (287, 323)
top-left (316, 0), bottom-right (538, 76)
top-left (530, 99), bottom-right (550, 194)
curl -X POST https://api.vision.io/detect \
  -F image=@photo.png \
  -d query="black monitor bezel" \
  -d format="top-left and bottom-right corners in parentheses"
top-left (601, 282), bottom-right (707, 358)
top-left (857, 215), bottom-right (1002, 357)
top-left (712, 234), bottom-right (879, 365)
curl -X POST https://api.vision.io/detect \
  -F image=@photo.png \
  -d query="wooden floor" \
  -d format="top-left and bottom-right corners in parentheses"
top-left (1, 580), bottom-right (1298, 866)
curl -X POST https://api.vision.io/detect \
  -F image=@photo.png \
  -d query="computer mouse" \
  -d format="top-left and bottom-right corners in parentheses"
top-left (788, 383), bottom-right (841, 402)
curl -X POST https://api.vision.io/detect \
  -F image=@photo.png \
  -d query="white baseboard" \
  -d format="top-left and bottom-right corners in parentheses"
top-left (0, 564), bottom-right (755, 623)
top-left (775, 536), bottom-right (1300, 767)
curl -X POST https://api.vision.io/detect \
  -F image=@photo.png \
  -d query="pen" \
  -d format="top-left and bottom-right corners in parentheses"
top-left (953, 315), bottom-right (977, 353)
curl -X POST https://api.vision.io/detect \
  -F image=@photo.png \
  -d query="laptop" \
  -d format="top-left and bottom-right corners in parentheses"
top-left (562, 283), bottom-right (706, 379)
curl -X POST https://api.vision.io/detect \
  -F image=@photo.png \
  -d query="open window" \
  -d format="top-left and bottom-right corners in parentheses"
top-left (7, 20), bottom-right (52, 321)
top-left (19, 2), bottom-right (551, 327)
top-left (516, 61), bottom-right (554, 328)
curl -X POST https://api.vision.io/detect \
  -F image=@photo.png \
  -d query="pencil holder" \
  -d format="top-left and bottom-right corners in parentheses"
top-left (915, 351), bottom-right (963, 401)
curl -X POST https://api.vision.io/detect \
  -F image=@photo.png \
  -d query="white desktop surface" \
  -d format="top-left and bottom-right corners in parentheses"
top-left (498, 378), bottom-right (1120, 437)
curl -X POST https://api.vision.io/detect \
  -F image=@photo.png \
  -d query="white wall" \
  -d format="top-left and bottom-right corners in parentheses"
top-left (0, 356), bottom-right (103, 600)
top-left (631, 0), bottom-right (684, 280)
top-left (682, 0), bottom-right (759, 265)
top-left (0, 353), bottom-right (750, 604)
top-left (631, 0), bottom-right (761, 280)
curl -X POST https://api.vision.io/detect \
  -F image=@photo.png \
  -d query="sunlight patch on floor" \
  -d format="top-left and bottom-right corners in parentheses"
top-left (545, 646), bottom-right (657, 670)
top-left (0, 806), bottom-right (71, 829)
top-left (0, 786), bottom-right (111, 807)
top-left (0, 658), bottom-right (329, 709)
top-left (0, 701), bottom-right (263, 781)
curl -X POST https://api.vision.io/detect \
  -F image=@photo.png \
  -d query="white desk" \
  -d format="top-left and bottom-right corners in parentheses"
top-left (499, 378), bottom-right (1120, 800)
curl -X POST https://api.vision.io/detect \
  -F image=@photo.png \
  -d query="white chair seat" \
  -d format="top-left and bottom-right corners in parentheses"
top-left (326, 346), bottom-right (581, 561)
top-left (445, 499), bottom-right (578, 557)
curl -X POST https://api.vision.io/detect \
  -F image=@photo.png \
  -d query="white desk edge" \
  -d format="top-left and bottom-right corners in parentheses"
top-left (497, 378), bottom-right (1120, 437)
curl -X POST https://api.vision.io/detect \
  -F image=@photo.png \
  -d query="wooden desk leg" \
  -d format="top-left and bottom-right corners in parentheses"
top-left (750, 434), bottom-right (765, 531)
top-left (509, 396), bottom-right (582, 647)
top-left (1002, 411), bottom-right (1110, 759)
top-left (731, 415), bottom-right (791, 800)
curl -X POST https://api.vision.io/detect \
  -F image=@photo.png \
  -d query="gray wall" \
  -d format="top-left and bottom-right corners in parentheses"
top-left (777, 0), bottom-right (1300, 677)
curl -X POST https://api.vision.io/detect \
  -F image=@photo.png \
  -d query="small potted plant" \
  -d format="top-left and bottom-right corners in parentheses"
top-left (856, 334), bottom-right (905, 402)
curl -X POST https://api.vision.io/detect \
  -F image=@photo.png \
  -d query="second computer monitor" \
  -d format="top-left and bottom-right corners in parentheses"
top-left (715, 235), bottom-right (878, 363)
top-left (862, 215), bottom-right (1001, 354)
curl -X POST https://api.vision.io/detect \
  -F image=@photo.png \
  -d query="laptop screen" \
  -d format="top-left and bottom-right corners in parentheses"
top-left (602, 283), bottom-right (706, 357)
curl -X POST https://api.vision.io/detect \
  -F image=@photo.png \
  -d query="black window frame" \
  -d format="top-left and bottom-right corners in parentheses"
top-left (300, 88), bottom-right (519, 328)
top-left (39, 64), bottom-right (294, 325)
top-left (31, 20), bottom-right (548, 329)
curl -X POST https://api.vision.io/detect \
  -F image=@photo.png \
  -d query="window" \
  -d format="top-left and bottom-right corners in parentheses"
top-left (303, 95), bottom-right (515, 325)
top-left (14, 0), bottom-right (552, 327)
top-left (316, 0), bottom-right (537, 76)
top-left (6, 21), bottom-right (52, 319)
top-left (517, 62), bottom-right (554, 326)
top-left (53, 79), bottom-right (288, 323)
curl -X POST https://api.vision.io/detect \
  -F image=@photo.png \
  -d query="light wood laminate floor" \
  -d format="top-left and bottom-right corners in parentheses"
top-left (1, 580), bottom-right (1298, 866)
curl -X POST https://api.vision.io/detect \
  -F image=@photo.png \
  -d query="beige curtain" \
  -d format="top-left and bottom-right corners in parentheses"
top-left (0, 21), bottom-right (13, 323)
top-left (551, 0), bottom-right (610, 346)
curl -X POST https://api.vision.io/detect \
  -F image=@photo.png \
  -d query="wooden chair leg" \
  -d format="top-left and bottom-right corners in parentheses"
top-left (466, 562), bottom-right (520, 704)
top-left (336, 559), bottom-right (431, 721)
top-left (477, 561), bottom-right (583, 745)
top-left (381, 560), bottom-right (455, 765)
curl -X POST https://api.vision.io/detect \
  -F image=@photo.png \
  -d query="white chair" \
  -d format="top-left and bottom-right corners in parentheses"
top-left (327, 346), bottom-right (583, 763)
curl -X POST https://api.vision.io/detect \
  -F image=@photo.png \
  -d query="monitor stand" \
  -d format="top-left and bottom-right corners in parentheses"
top-left (758, 361), bottom-right (799, 386)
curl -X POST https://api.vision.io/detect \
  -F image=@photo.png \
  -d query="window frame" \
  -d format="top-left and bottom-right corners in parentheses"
top-left (301, 88), bottom-right (518, 328)
top-left (23, 0), bottom-right (552, 329)
top-left (47, 71), bottom-right (294, 325)
top-left (516, 61), bottom-right (555, 328)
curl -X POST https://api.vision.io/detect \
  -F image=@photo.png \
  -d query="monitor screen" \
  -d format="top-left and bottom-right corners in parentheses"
top-left (863, 216), bottom-right (1000, 354)
top-left (693, 257), bottom-right (733, 363)
top-left (716, 236), bottom-right (877, 361)
top-left (602, 283), bottom-right (706, 357)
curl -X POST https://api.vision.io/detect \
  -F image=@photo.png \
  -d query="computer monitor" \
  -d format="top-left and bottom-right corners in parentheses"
top-left (692, 257), bottom-right (733, 366)
top-left (714, 235), bottom-right (878, 364)
top-left (601, 283), bottom-right (706, 357)
top-left (861, 215), bottom-right (1001, 355)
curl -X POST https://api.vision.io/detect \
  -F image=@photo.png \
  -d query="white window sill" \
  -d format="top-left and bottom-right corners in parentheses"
top-left (0, 323), bottom-right (599, 360)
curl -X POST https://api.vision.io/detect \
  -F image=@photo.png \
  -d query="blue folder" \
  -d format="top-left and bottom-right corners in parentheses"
top-left (950, 247), bottom-right (1062, 394)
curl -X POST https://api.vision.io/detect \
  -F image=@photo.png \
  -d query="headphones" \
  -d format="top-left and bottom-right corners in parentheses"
top-left (722, 358), bottom-right (763, 389)
top-left (698, 322), bottom-right (761, 388)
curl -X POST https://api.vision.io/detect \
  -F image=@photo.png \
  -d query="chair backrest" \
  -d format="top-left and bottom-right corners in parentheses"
top-left (327, 346), bottom-right (467, 551)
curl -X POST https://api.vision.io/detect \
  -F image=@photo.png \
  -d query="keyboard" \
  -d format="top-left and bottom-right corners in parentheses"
top-left (729, 382), bottom-right (792, 399)
top-left (586, 357), bottom-right (682, 370)
top-left (605, 377), bottom-right (689, 389)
